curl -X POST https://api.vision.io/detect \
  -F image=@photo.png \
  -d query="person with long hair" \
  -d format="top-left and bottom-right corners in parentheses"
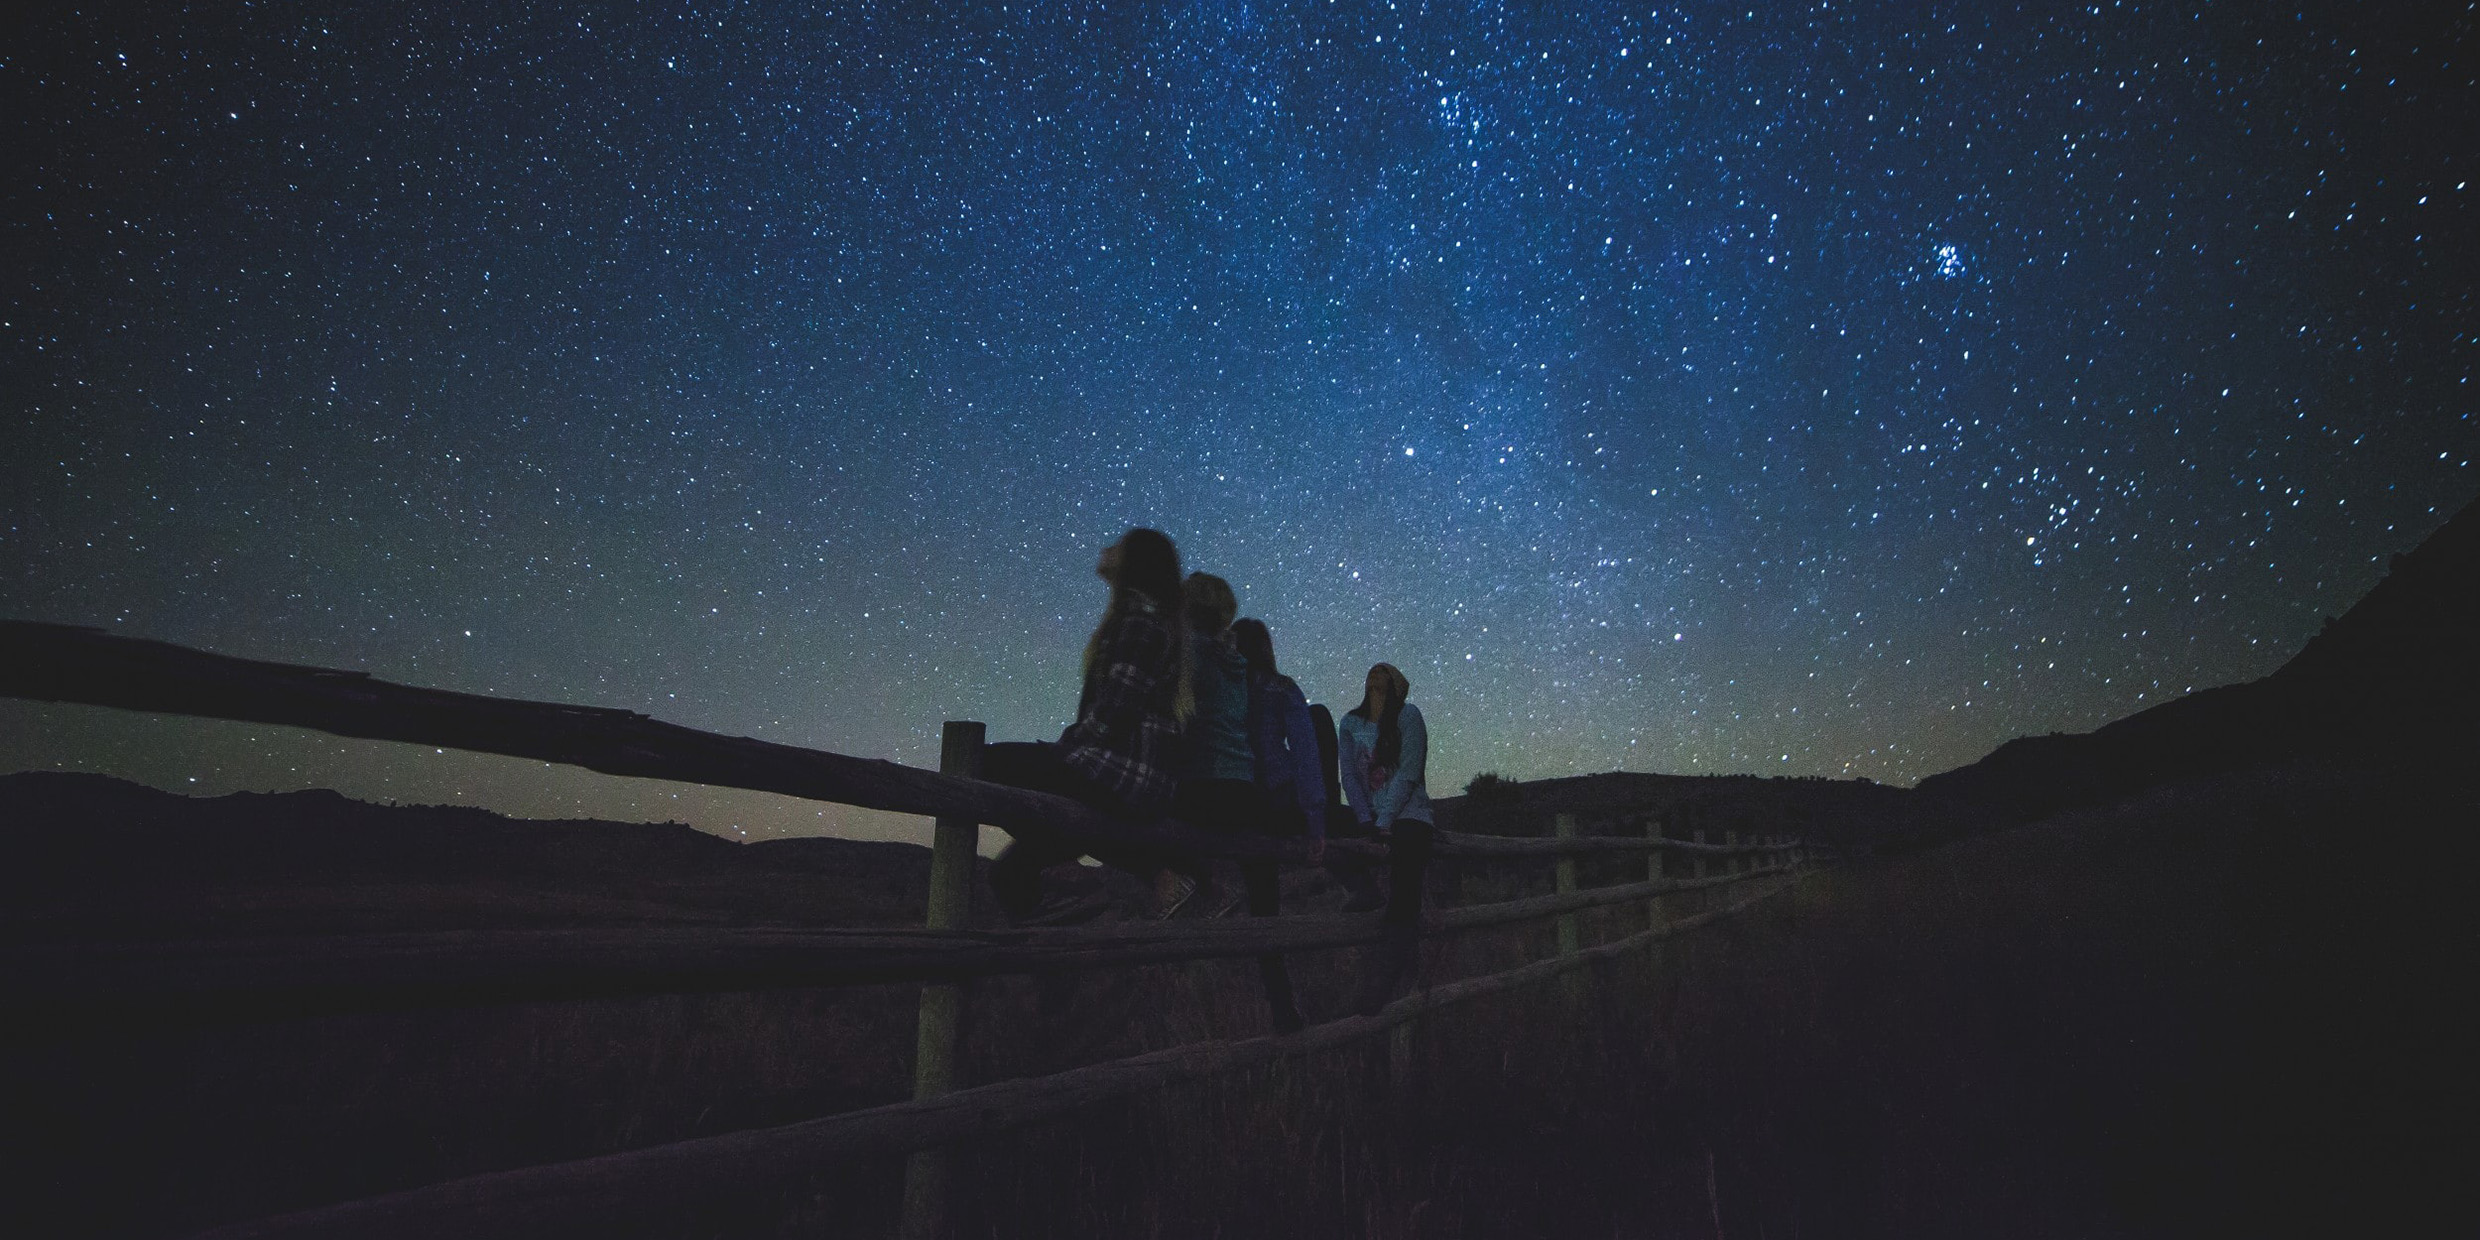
top-left (1332, 662), bottom-right (1433, 1010)
top-left (1162, 572), bottom-right (1252, 912)
top-left (982, 528), bottom-right (1193, 924)
top-left (1231, 618), bottom-right (1326, 860)
top-left (1213, 614), bottom-right (1323, 1031)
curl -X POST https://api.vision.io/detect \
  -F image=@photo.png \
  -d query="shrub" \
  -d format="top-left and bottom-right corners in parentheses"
top-left (1464, 772), bottom-right (1520, 799)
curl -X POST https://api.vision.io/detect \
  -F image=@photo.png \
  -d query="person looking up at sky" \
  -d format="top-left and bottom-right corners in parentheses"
top-left (1163, 572), bottom-right (1259, 919)
top-left (1333, 662), bottom-right (1434, 1010)
top-left (1221, 614), bottom-right (1324, 1031)
top-left (1232, 617), bottom-right (1326, 865)
top-left (981, 528), bottom-right (1192, 925)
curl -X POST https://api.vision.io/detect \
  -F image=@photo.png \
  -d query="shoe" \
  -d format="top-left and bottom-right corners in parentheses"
top-left (1207, 888), bottom-right (1250, 919)
top-left (1339, 889), bottom-right (1388, 914)
top-left (1014, 892), bottom-right (1110, 927)
top-left (1152, 874), bottom-right (1201, 920)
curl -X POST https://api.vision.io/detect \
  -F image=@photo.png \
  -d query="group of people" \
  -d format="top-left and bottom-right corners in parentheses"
top-left (980, 527), bottom-right (1435, 1028)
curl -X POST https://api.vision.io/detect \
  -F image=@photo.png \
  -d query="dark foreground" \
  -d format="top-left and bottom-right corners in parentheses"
top-left (849, 765), bottom-right (2468, 1239)
top-left (5, 762), bottom-right (2466, 1237)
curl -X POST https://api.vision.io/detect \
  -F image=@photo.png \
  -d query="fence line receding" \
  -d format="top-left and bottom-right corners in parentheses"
top-left (0, 620), bottom-right (1813, 1239)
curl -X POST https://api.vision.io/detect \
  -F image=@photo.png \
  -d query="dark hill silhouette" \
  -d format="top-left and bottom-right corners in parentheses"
top-left (1436, 769), bottom-right (1918, 856)
top-left (1917, 492), bottom-right (2480, 824)
top-left (0, 771), bottom-right (956, 942)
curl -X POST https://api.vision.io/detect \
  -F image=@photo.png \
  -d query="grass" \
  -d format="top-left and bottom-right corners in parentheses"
top-left (810, 765), bottom-right (2470, 1237)
top-left (7, 765), bottom-right (2467, 1237)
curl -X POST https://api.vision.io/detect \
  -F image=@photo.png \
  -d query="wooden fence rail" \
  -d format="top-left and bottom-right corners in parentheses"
top-left (0, 866), bottom-right (1789, 1032)
top-left (0, 621), bottom-right (1812, 1239)
top-left (0, 622), bottom-right (1784, 864)
top-left (189, 878), bottom-right (1800, 1240)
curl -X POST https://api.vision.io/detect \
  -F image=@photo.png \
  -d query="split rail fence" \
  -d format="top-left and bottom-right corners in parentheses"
top-left (0, 621), bottom-right (1808, 1240)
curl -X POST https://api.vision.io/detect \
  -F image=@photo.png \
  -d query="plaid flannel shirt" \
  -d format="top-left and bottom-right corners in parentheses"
top-left (1058, 604), bottom-right (1182, 817)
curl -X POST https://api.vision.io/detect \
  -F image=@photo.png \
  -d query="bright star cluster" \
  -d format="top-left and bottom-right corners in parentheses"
top-left (3, 2), bottom-right (2473, 842)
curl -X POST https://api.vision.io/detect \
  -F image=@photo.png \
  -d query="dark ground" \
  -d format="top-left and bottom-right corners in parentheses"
top-left (881, 763), bottom-right (2473, 1239)
top-left (4, 759), bottom-right (2468, 1237)
top-left (9, 497), bottom-right (2474, 1235)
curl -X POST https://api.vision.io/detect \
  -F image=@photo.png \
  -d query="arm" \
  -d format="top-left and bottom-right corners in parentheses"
top-left (1372, 704), bottom-right (1428, 831)
top-left (1311, 703), bottom-right (1341, 809)
top-left (1278, 686), bottom-right (1325, 836)
top-left (1065, 615), bottom-right (1171, 748)
top-left (1337, 717), bottom-right (1372, 825)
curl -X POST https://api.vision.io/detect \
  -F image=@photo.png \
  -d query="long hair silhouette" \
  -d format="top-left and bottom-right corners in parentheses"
top-left (1082, 528), bottom-right (1193, 721)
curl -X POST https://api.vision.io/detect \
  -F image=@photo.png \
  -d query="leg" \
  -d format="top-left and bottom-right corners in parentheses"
top-left (980, 743), bottom-right (1096, 918)
top-left (1323, 807), bottom-right (1386, 909)
top-left (1186, 783), bottom-right (1303, 1030)
top-left (1354, 819), bottom-right (1436, 1015)
top-left (1245, 802), bottom-right (1305, 1031)
top-left (1244, 856), bottom-right (1303, 1031)
top-left (1383, 819), bottom-right (1434, 928)
top-left (1163, 781), bottom-right (1242, 917)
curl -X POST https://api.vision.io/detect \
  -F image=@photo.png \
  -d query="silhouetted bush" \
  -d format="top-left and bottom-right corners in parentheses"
top-left (1464, 772), bottom-right (1520, 799)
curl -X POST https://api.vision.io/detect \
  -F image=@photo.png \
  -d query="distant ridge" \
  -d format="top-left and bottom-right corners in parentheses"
top-left (0, 772), bottom-right (947, 940)
top-left (1916, 492), bottom-right (2480, 823)
top-left (1437, 769), bottom-right (1915, 852)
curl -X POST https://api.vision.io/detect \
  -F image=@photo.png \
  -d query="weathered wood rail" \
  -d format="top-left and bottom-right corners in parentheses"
top-left (1, 869), bottom-right (1775, 1030)
top-left (0, 621), bottom-right (1811, 1239)
top-left (184, 885), bottom-right (1791, 1240)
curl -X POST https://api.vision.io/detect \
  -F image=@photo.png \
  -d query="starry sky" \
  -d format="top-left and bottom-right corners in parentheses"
top-left (4, 2), bottom-right (2473, 845)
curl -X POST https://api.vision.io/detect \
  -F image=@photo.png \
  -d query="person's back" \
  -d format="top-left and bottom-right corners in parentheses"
top-left (1182, 630), bottom-right (1254, 785)
top-left (1244, 670), bottom-right (1323, 825)
top-left (1059, 599), bottom-right (1184, 816)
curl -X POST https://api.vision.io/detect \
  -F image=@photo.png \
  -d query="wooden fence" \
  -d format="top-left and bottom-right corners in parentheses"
top-left (0, 621), bottom-right (1808, 1239)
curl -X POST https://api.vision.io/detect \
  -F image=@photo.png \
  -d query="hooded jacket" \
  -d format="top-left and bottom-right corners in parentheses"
top-left (1181, 629), bottom-right (1256, 784)
top-left (1337, 701), bottom-right (1432, 832)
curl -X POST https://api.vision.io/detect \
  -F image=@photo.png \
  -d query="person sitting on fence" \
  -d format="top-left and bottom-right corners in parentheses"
top-left (1232, 618), bottom-right (1326, 865)
top-left (1331, 662), bottom-right (1434, 1011)
top-left (1223, 614), bottom-right (1327, 1031)
top-left (1329, 663), bottom-right (1432, 917)
top-left (982, 528), bottom-right (1194, 925)
top-left (1162, 576), bottom-right (1276, 920)
top-left (1308, 698), bottom-right (1359, 858)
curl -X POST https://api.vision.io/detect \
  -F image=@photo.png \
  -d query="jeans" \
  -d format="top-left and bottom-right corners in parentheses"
top-left (980, 741), bottom-right (1158, 918)
top-left (1325, 814), bottom-right (1435, 927)
top-left (1173, 778), bottom-right (1304, 1032)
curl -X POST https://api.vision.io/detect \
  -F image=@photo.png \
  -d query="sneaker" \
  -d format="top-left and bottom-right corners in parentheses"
top-left (1015, 892), bottom-right (1110, 927)
top-left (1207, 888), bottom-right (1250, 919)
top-left (1152, 874), bottom-right (1201, 920)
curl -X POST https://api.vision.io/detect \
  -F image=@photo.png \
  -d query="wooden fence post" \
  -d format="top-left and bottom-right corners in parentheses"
top-left (1554, 812), bottom-right (1584, 1005)
top-left (1693, 822), bottom-right (1712, 914)
top-left (1554, 813), bottom-right (1580, 956)
top-left (1645, 812), bottom-right (1666, 933)
top-left (901, 721), bottom-right (983, 1240)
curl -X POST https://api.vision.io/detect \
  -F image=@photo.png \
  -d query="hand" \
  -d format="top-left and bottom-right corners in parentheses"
top-left (1304, 838), bottom-right (1326, 864)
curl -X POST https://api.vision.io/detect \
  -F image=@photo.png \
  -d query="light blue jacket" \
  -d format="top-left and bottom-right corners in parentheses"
top-left (1336, 701), bottom-right (1432, 832)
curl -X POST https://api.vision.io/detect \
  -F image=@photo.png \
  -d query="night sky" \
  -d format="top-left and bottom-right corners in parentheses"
top-left (4, 2), bottom-right (2473, 844)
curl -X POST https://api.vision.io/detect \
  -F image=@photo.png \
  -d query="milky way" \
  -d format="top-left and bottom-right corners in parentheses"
top-left (4, 2), bottom-right (2473, 843)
